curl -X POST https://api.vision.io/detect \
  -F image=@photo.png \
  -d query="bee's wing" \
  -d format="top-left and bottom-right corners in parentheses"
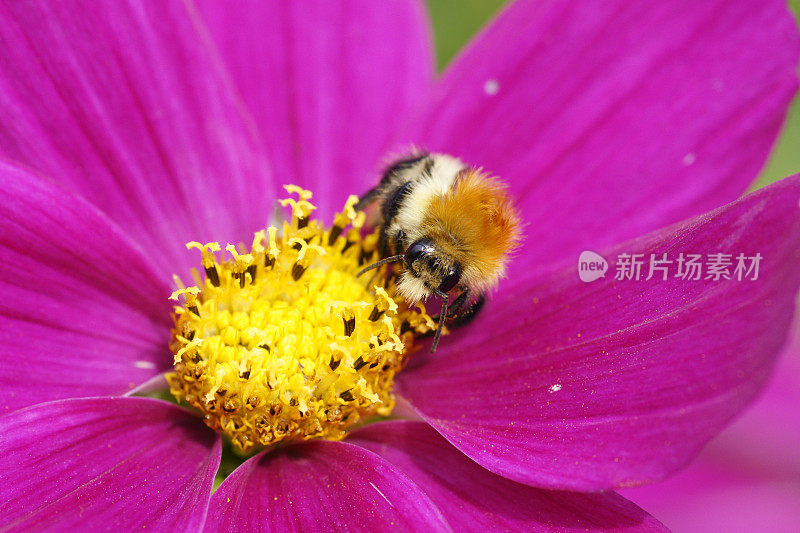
top-left (354, 186), bottom-right (382, 212)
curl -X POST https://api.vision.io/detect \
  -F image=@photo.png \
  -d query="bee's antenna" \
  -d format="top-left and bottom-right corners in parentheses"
top-left (430, 290), bottom-right (450, 353)
top-left (356, 255), bottom-right (404, 277)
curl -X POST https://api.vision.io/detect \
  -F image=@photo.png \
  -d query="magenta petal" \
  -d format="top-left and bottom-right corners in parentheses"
top-left (350, 421), bottom-right (666, 531)
top-left (622, 327), bottom-right (800, 531)
top-left (0, 397), bottom-right (220, 531)
top-left (404, 0), bottom-right (800, 275)
top-left (397, 175), bottom-right (800, 491)
top-left (196, 0), bottom-right (434, 219)
top-left (0, 0), bottom-right (274, 280)
top-left (0, 165), bottom-right (172, 413)
top-left (205, 440), bottom-right (448, 532)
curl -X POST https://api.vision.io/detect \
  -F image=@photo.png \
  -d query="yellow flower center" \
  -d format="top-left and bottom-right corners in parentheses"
top-left (167, 186), bottom-right (433, 453)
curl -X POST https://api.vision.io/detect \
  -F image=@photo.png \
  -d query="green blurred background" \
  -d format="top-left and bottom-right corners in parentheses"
top-left (426, 0), bottom-right (800, 189)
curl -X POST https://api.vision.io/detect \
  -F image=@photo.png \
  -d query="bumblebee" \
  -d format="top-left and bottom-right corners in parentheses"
top-left (356, 152), bottom-right (520, 351)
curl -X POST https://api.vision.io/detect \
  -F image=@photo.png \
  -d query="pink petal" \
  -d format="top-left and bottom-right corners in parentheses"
top-left (624, 463), bottom-right (800, 532)
top-left (697, 323), bottom-right (800, 477)
top-left (0, 164), bottom-right (172, 414)
top-left (0, 0), bottom-right (274, 280)
top-left (350, 421), bottom-right (667, 531)
top-left (622, 325), bottom-right (800, 531)
top-left (402, 0), bottom-right (800, 276)
top-left (0, 397), bottom-right (220, 531)
top-left (205, 440), bottom-right (449, 532)
top-left (397, 175), bottom-right (800, 491)
top-left (196, 0), bottom-right (434, 219)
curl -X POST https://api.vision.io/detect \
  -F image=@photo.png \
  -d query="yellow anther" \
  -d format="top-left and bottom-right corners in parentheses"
top-left (352, 211), bottom-right (366, 230)
top-left (279, 197), bottom-right (317, 221)
top-left (225, 244), bottom-right (254, 271)
top-left (169, 286), bottom-right (200, 301)
top-left (283, 184), bottom-right (313, 201)
top-left (167, 189), bottom-right (432, 454)
top-left (288, 238), bottom-right (326, 263)
top-left (251, 230), bottom-right (266, 256)
top-left (187, 241), bottom-right (221, 267)
top-left (266, 226), bottom-right (280, 261)
top-left (374, 287), bottom-right (399, 314)
top-left (333, 195), bottom-right (360, 228)
top-left (225, 244), bottom-right (241, 261)
top-left (406, 302), bottom-right (436, 332)
top-left (173, 338), bottom-right (202, 365)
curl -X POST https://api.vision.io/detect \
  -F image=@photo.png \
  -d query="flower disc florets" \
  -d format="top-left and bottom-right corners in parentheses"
top-left (167, 186), bottom-right (434, 453)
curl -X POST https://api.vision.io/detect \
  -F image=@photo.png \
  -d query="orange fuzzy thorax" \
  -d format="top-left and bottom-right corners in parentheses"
top-left (423, 169), bottom-right (521, 292)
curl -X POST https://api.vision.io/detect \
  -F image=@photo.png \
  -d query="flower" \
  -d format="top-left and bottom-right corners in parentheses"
top-left (0, 0), bottom-right (799, 530)
top-left (166, 190), bottom-right (438, 453)
top-left (622, 325), bottom-right (800, 531)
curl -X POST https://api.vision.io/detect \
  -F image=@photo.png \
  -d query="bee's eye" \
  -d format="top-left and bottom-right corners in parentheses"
top-left (404, 240), bottom-right (432, 268)
top-left (438, 270), bottom-right (461, 293)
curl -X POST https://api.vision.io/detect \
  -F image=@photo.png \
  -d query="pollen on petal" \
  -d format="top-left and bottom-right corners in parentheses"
top-left (167, 186), bottom-right (432, 453)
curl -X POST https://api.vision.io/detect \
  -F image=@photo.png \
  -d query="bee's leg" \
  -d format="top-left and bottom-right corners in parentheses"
top-left (417, 292), bottom-right (484, 348)
top-left (430, 289), bottom-right (450, 353)
top-left (447, 293), bottom-right (485, 329)
top-left (429, 288), bottom-right (469, 323)
top-left (447, 289), bottom-right (469, 316)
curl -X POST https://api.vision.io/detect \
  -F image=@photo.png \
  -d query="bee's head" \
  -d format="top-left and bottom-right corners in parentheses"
top-left (398, 238), bottom-right (462, 303)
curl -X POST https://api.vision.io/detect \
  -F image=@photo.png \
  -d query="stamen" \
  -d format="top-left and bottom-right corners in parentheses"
top-left (343, 316), bottom-right (356, 337)
top-left (167, 186), bottom-right (433, 454)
